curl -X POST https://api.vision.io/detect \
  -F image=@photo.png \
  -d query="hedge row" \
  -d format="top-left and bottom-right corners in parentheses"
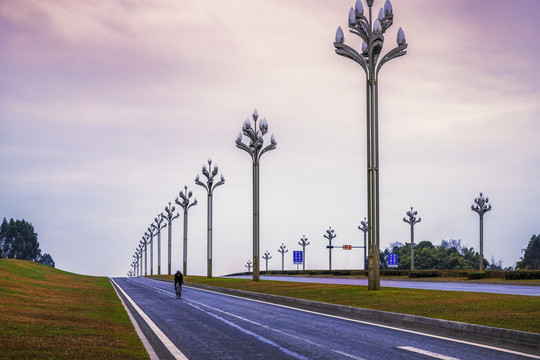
top-left (505, 270), bottom-right (540, 280)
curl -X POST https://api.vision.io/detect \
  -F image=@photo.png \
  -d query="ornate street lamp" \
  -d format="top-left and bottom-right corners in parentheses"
top-left (324, 227), bottom-right (337, 270)
top-left (334, 0), bottom-right (408, 290)
top-left (262, 250), bottom-right (272, 272)
top-left (161, 202), bottom-right (180, 275)
top-left (277, 243), bottom-right (288, 271)
top-left (403, 207), bottom-right (421, 271)
top-left (195, 158), bottom-right (225, 278)
top-left (236, 109), bottom-right (277, 281)
top-left (245, 260), bottom-right (253, 273)
top-left (175, 186), bottom-right (198, 275)
top-left (152, 216), bottom-right (166, 275)
top-left (358, 217), bottom-right (368, 270)
top-left (146, 226), bottom-right (155, 275)
top-left (140, 235), bottom-right (149, 276)
top-left (471, 192), bottom-right (492, 270)
top-left (298, 235), bottom-right (310, 271)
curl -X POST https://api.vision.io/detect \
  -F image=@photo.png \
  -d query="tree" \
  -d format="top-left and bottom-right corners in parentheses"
top-left (516, 234), bottom-right (540, 270)
top-left (0, 218), bottom-right (53, 265)
top-left (38, 253), bottom-right (55, 268)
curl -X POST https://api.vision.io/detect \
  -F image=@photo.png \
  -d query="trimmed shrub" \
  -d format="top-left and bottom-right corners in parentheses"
top-left (505, 270), bottom-right (540, 280)
top-left (468, 271), bottom-right (487, 280)
top-left (409, 270), bottom-right (439, 278)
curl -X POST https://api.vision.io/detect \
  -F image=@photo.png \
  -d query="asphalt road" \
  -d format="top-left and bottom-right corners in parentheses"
top-left (112, 277), bottom-right (538, 360)
top-left (228, 275), bottom-right (540, 296)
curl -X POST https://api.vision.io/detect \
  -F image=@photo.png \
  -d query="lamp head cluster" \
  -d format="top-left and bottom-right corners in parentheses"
top-left (175, 186), bottom-right (198, 212)
top-left (471, 192), bottom-right (492, 216)
top-left (278, 243), bottom-right (288, 254)
top-left (195, 158), bottom-right (225, 194)
top-left (324, 227), bottom-right (337, 241)
top-left (358, 217), bottom-right (368, 233)
top-left (403, 206), bottom-right (421, 226)
top-left (236, 109), bottom-right (277, 164)
top-left (162, 201), bottom-right (180, 222)
top-left (298, 235), bottom-right (310, 247)
top-left (334, 0), bottom-right (407, 77)
top-left (262, 250), bottom-right (272, 260)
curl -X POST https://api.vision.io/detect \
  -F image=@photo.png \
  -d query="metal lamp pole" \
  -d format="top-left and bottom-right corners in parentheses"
top-left (175, 186), bottom-right (197, 275)
top-left (162, 202), bottom-right (180, 275)
top-left (334, 0), bottom-right (408, 290)
top-left (236, 109), bottom-right (277, 281)
top-left (358, 217), bottom-right (368, 270)
top-left (195, 159), bottom-right (225, 278)
top-left (324, 227), bottom-right (337, 270)
top-left (471, 192), bottom-right (492, 270)
top-left (403, 207), bottom-right (421, 271)
top-left (262, 250), bottom-right (272, 272)
top-left (298, 235), bottom-right (310, 271)
top-left (278, 243), bottom-right (288, 271)
top-left (146, 227), bottom-right (155, 275)
top-left (141, 235), bottom-right (148, 276)
top-left (152, 216), bottom-right (166, 275)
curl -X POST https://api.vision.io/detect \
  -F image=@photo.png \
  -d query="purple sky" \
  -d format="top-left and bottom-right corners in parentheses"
top-left (1, 0), bottom-right (539, 276)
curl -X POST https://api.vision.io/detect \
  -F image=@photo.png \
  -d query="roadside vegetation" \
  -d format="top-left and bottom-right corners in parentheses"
top-left (0, 259), bottom-right (148, 359)
top-left (152, 275), bottom-right (540, 334)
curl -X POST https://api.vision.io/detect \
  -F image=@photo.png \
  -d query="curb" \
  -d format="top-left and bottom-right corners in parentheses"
top-left (180, 281), bottom-right (539, 355)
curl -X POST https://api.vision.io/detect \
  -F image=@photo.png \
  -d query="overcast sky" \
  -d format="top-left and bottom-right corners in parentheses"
top-left (1, 0), bottom-right (539, 277)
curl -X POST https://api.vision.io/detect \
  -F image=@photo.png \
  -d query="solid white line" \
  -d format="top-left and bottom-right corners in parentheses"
top-left (110, 278), bottom-right (188, 360)
top-left (109, 279), bottom-right (159, 360)
top-left (179, 283), bottom-right (540, 359)
top-left (397, 346), bottom-right (461, 360)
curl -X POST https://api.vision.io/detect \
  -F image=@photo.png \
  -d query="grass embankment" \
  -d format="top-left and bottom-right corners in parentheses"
top-left (0, 259), bottom-right (148, 359)
top-left (153, 275), bottom-right (540, 333)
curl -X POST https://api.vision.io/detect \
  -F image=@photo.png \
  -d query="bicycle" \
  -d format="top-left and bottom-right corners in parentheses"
top-left (175, 282), bottom-right (182, 299)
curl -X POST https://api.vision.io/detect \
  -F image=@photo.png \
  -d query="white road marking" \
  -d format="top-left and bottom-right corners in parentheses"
top-left (186, 301), bottom-right (310, 360)
top-left (109, 279), bottom-right (159, 360)
top-left (397, 346), bottom-right (461, 360)
top-left (177, 282), bottom-right (540, 360)
top-left (110, 278), bottom-right (189, 360)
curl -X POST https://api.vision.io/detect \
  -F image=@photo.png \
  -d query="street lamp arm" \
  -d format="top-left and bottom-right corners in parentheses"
top-left (258, 142), bottom-right (277, 161)
top-left (212, 178), bottom-right (225, 191)
top-left (236, 140), bottom-right (255, 160)
top-left (376, 43), bottom-right (407, 75)
top-left (334, 42), bottom-right (368, 74)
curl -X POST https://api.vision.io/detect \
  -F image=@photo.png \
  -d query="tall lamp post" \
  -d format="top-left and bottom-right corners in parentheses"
top-left (324, 227), bottom-right (337, 270)
top-left (358, 217), bottom-right (368, 270)
top-left (262, 250), bottom-right (272, 272)
top-left (175, 186), bottom-right (197, 275)
top-left (236, 109), bottom-right (277, 281)
top-left (334, 0), bottom-right (408, 290)
top-left (162, 202), bottom-right (180, 275)
top-left (471, 192), bottom-right (491, 270)
top-left (152, 216), bottom-right (166, 275)
top-left (141, 235), bottom-right (148, 276)
top-left (195, 159), bottom-right (225, 278)
top-left (146, 227), bottom-right (155, 275)
top-left (245, 260), bottom-right (253, 273)
top-left (278, 243), bottom-right (288, 271)
top-left (298, 235), bottom-right (310, 271)
top-left (403, 207), bottom-right (421, 271)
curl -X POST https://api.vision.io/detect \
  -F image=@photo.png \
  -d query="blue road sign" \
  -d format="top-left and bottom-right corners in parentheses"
top-left (293, 251), bottom-right (303, 264)
top-left (388, 254), bottom-right (398, 268)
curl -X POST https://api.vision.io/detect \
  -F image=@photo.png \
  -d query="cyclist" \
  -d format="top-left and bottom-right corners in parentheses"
top-left (174, 270), bottom-right (184, 298)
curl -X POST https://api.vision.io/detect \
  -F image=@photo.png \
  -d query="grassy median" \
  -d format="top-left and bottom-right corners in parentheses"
top-left (0, 259), bottom-right (148, 360)
top-left (153, 275), bottom-right (540, 334)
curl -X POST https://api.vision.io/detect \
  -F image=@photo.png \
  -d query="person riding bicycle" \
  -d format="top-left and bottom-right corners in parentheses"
top-left (174, 270), bottom-right (184, 297)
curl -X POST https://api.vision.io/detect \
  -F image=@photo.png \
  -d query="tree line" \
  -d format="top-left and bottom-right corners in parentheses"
top-left (0, 218), bottom-right (55, 267)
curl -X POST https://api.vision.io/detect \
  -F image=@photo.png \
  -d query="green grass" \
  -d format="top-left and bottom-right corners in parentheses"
top-left (0, 259), bottom-right (149, 359)
top-left (168, 275), bottom-right (540, 333)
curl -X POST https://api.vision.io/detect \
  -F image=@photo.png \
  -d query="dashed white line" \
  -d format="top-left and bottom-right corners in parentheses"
top-left (397, 346), bottom-right (461, 360)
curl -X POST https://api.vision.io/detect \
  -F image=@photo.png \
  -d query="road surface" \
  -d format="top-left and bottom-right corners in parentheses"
top-left (111, 277), bottom-right (538, 360)
top-left (228, 275), bottom-right (540, 296)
